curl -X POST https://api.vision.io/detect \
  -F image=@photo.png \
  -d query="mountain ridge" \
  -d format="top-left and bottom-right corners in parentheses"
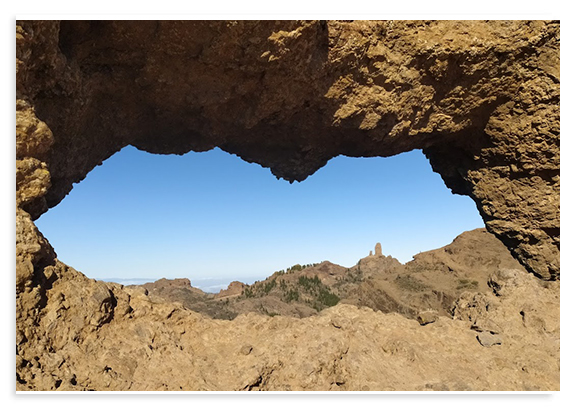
top-left (131, 228), bottom-right (526, 321)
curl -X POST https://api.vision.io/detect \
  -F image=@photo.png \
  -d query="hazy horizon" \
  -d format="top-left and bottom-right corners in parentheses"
top-left (35, 146), bottom-right (484, 283)
top-left (92, 275), bottom-right (276, 293)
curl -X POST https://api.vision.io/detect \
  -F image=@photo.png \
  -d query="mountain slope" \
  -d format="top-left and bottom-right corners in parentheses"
top-left (137, 228), bottom-right (527, 321)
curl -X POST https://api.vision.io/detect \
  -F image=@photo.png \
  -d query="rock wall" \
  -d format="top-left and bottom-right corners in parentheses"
top-left (15, 20), bottom-right (560, 391)
top-left (16, 20), bottom-right (559, 280)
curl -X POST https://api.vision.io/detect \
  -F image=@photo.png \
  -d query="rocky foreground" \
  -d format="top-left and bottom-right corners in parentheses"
top-left (16, 229), bottom-right (559, 391)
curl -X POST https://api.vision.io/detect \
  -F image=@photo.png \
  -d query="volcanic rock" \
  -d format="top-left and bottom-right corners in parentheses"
top-left (374, 243), bottom-right (383, 257)
top-left (216, 281), bottom-right (247, 299)
top-left (417, 311), bottom-right (438, 326)
top-left (16, 20), bottom-right (559, 279)
top-left (15, 261), bottom-right (559, 391)
top-left (343, 228), bottom-right (527, 319)
top-left (15, 20), bottom-right (560, 391)
top-left (477, 332), bottom-right (503, 347)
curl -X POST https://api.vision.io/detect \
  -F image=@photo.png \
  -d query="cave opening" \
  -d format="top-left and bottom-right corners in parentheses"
top-left (35, 145), bottom-right (484, 294)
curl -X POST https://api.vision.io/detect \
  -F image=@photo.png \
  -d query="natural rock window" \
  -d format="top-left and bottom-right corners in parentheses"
top-left (35, 146), bottom-right (484, 292)
top-left (16, 20), bottom-right (559, 391)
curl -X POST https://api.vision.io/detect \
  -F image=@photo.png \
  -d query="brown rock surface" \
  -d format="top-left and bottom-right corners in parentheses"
top-left (15, 20), bottom-right (560, 391)
top-left (215, 281), bottom-right (246, 299)
top-left (138, 278), bottom-right (238, 320)
top-left (16, 20), bottom-right (559, 279)
top-left (16, 261), bottom-right (559, 391)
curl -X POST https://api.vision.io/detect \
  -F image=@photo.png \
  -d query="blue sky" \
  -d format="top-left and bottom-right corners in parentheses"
top-left (35, 146), bottom-right (484, 284)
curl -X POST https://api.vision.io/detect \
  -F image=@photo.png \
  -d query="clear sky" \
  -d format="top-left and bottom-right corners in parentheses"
top-left (35, 146), bottom-right (484, 284)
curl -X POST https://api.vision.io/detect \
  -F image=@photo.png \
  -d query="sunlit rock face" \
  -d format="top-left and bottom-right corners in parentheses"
top-left (15, 20), bottom-right (559, 391)
top-left (16, 20), bottom-right (559, 280)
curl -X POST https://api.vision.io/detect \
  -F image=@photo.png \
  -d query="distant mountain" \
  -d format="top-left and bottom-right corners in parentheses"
top-left (95, 278), bottom-right (157, 286)
top-left (131, 228), bottom-right (526, 321)
top-left (342, 228), bottom-right (527, 319)
top-left (99, 276), bottom-right (263, 293)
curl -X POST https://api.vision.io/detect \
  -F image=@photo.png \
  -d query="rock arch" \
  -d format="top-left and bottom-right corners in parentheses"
top-left (17, 20), bottom-right (560, 282)
top-left (15, 20), bottom-right (560, 390)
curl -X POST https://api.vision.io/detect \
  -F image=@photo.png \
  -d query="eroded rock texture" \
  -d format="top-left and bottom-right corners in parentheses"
top-left (16, 262), bottom-right (560, 391)
top-left (16, 20), bottom-right (559, 280)
top-left (15, 20), bottom-right (560, 391)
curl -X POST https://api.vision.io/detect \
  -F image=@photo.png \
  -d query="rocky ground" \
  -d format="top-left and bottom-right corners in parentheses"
top-left (16, 228), bottom-right (559, 391)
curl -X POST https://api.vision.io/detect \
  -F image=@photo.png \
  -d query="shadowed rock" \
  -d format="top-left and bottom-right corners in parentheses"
top-left (16, 20), bottom-right (559, 279)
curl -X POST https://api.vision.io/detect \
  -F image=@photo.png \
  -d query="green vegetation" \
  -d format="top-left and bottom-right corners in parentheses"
top-left (262, 278), bottom-right (276, 294)
top-left (284, 288), bottom-right (300, 302)
top-left (336, 268), bottom-right (363, 285)
top-left (274, 263), bottom-right (320, 277)
top-left (395, 274), bottom-right (429, 292)
top-left (456, 279), bottom-right (479, 290)
top-left (290, 275), bottom-right (340, 310)
top-left (317, 288), bottom-right (340, 307)
top-left (290, 264), bottom-right (303, 272)
top-left (241, 270), bottom-right (341, 313)
top-left (241, 278), bottom-right (277, 299)
top-left (298, 275), bottom-right (322, 291)
top-left (243, 287), bottom-right (255, 298)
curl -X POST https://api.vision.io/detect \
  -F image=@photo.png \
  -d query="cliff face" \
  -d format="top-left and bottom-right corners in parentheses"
top-left (15, 20), bottom-right (560, 391)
